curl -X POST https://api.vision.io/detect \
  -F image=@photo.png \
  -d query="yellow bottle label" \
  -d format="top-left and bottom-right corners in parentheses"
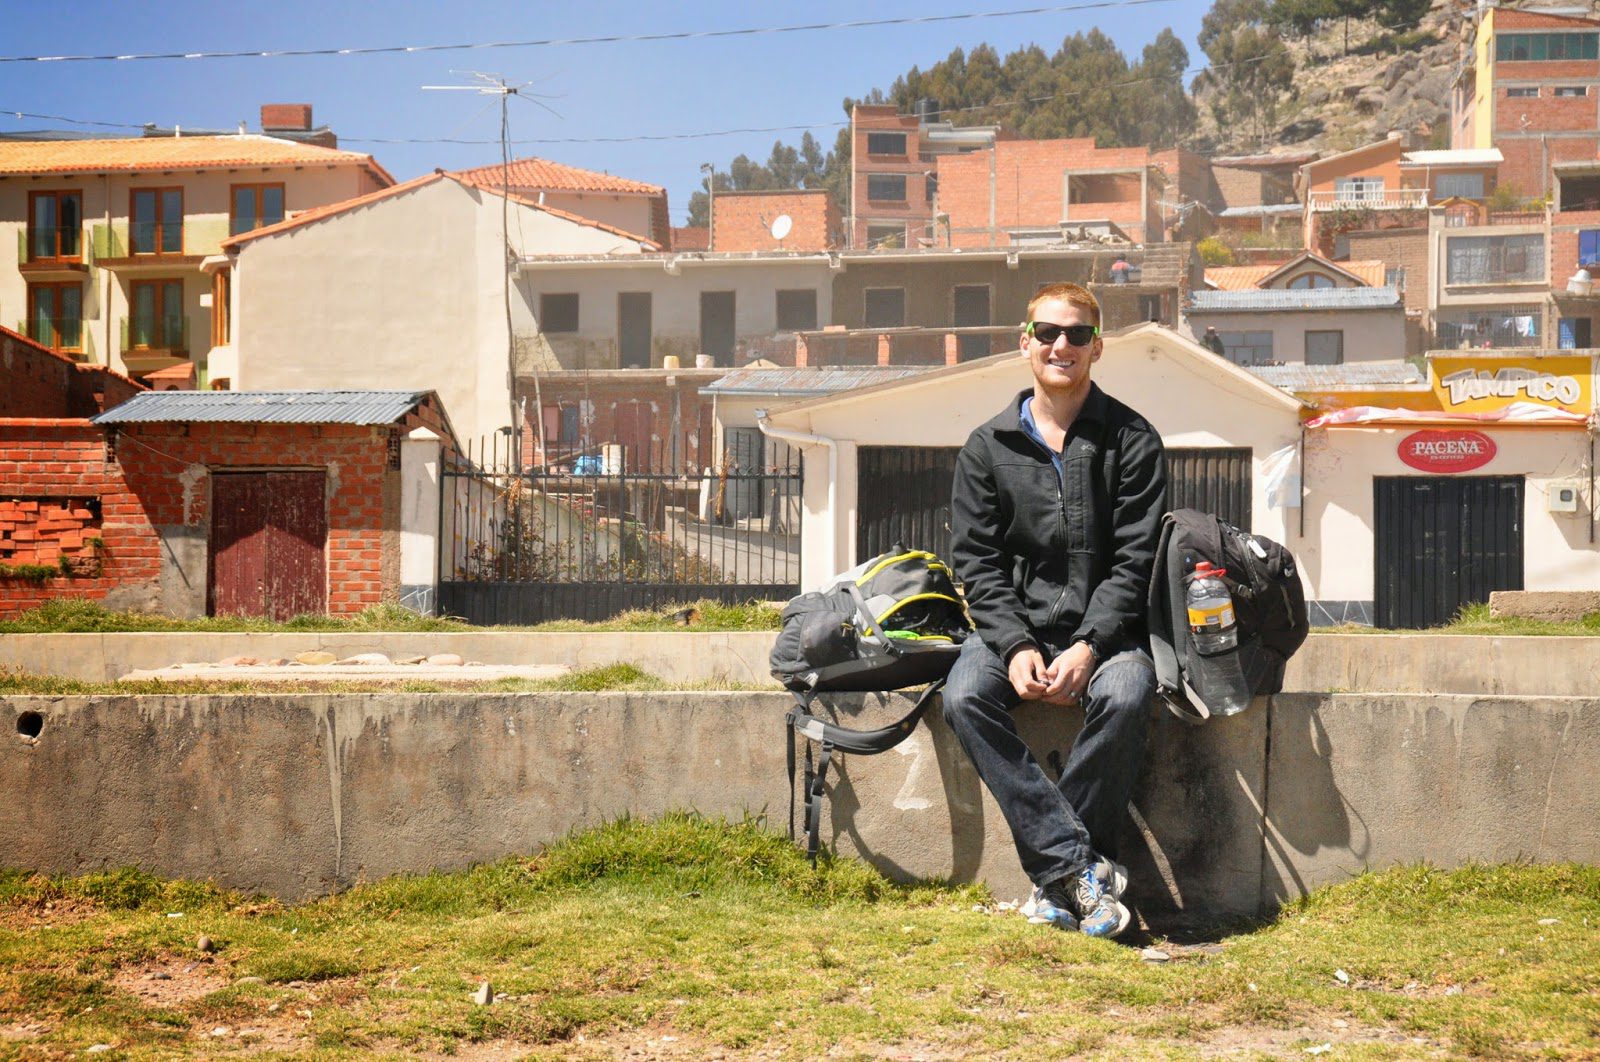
top-left (1188, 603), bottom-right (1234, 630)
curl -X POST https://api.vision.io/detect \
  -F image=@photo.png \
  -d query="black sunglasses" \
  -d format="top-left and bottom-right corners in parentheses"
top-left (1028, 321), bottom-right (1099, 346)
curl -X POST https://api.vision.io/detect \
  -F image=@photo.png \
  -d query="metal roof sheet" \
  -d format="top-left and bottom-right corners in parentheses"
top-left (1215, 203), bottom-right (1303, 217)
top-left (1401, 148), bottom-right (1503, 166)
top-left (1188, 286), bottom-right (1402, 313)
top-left (92, 390), bottom-right (431, 426)
top-left (700, 365), bottom-right (934, 396)
top-left (1249, 361), bottom-right (1426, 390)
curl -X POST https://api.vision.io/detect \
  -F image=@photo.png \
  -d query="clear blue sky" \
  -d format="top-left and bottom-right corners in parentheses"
top-left (0, 1), bottom-right (1207, 224)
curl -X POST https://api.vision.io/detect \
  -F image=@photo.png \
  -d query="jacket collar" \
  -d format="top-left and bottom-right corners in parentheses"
top-left (994, 381), bottom-right (1109, 435)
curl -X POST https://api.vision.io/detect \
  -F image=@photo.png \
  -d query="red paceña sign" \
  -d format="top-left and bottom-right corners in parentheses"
top-left (1398, 429), bottom-right (1497, 473)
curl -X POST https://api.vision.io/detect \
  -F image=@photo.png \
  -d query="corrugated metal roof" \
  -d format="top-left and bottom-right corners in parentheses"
top-left (92, 390), bottom-right (431, 425)
top-left (1188, 286), bottom-right (1402, 313)
top-left (1216, 203), bottom-right (1302, 217)
top-left (700, 365), bottom-right (934, 396)
top-left (1401, 148), bottom-right (1503, 166)
top-left (1250, 361), bottom-right (1426, 390)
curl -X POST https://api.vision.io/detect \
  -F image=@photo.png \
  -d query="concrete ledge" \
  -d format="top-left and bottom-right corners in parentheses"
top-left (7, 631), bottom-right (1600, 695)
top-left (6, 690), bottom-right (1595, 920)
top-left (1489, 590), bottom-right (1600, 622)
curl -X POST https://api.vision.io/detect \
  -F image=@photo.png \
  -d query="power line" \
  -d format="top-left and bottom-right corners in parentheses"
top-left (0, 1), bottom-right (1177, 64)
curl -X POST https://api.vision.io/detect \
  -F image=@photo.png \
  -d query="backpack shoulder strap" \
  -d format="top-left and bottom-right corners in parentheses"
top-left (1148, 511), bottom-right (1213, 726)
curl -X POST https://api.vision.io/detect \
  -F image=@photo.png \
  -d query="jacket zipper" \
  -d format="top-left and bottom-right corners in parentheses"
top-left (1024, 430), bottom-right (1073, 630)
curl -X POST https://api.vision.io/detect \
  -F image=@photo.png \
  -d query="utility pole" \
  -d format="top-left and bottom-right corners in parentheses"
top-left (701, 162), bottom-right (716, 250)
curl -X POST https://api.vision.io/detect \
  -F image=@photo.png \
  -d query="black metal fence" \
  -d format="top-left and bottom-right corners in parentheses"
top-left (438, 433), bottom-right (801, 624)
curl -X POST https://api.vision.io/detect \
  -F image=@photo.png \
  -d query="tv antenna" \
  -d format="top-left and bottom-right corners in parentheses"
top-left (423, 72), bottom-right (560, 468)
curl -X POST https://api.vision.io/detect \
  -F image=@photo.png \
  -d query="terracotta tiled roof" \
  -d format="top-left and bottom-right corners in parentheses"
top-left (222, 172), bottom-right (658, 251)
top-left (0, 134), bottom-right (394, 185)
top-left (452, 157), bottom-right (664, 196)
top-left (1206, 258), bottom-right (1387, 290)
top-left (221, 172), bottom-right (446, 248)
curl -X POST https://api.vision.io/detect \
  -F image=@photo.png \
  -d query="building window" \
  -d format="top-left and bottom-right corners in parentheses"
top-left (1385, 266), bottom-right (1407, 292)
top-left (1305, 330), bottom-right (1344, 366)
top-left (864, 288), bottom-right (906, 328)
top-left (1218, 330), bottom-right (1273, 366)
top-left (867, 174), bottom-right (907, 202)
top-left (866, 132), bottom-right (907, 156)
top-left (128, 279), bottom-right (186, 351)
top-left (1555, 86), bottom-right (1590, 97)
top-left (866, 224), bottom-right (904, 249)
top-left (775, 289), bottom-right (818, 331)
top-left (1138, 294), bottom-right (1163, 322)
top-left (1435, 308), bottom-right (1542, 348)
top-left (1334, 176), bottom-right (1384, 203)
top-left (539, 293), bottom-right (580, 333)
top-left (25, 282), bottom-right (82, 352)
top-left (1495, 32), bottom-right (1600, 62)
top-left (27, 191), bottom-right (82, 261)
top-left (230, 184), bottom-right (286, 236)
top-left (130, 187), bottom-right (183, 255)
top-left (1445, 234), bottom-right (1545, 284)
top-left (211, 270), bottom-right (231, 347)
top-left (1435, 173), bottom-right (1485, 199)
top-left (1287, 273), bottom-right (1336, 290)
top-left (1505, 86), bottom-right (1539, 98)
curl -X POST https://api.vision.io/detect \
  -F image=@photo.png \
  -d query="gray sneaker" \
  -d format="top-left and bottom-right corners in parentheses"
top-left (1066, 865), bottom-right (1131, 938)
top-left (1093, 858), bottom-right (1129, 900)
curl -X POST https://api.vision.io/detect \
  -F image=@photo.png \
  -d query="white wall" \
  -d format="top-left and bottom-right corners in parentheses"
top-left (766, 326), bottom-right (1305, 587)
top-left (1302, 425), bottom-right (1598, 601)
top-left (233, 178), bottom-right (643, 444)
top-left (538, 192), bottom-right (655, 244)
top-left (1187, 309), bottom-right (1407, 363)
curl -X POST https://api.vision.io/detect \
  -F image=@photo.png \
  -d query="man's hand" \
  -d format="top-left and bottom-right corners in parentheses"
top-left (1039, 641), bottom-right (1096, 707)
top-left (1007, 647), bottom-right (1052, 700)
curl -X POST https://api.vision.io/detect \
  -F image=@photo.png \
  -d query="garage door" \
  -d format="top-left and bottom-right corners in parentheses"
top-left (1374, 475), bottom-right (1523, 629)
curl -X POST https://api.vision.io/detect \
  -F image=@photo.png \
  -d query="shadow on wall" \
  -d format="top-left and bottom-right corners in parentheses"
top-left (820, 691), bottom-right (1364, 924)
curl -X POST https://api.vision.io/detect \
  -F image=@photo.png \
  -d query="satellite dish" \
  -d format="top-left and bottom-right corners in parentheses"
top-left (770, 214), bottom-right (793, 241)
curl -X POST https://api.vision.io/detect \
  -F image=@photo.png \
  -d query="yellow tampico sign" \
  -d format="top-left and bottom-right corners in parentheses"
top-left (1430, 356), bottom-right (1592, 414)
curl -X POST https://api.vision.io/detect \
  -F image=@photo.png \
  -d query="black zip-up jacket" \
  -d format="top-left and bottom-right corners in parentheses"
top-left (950, 383), bottom-right (1167, 664)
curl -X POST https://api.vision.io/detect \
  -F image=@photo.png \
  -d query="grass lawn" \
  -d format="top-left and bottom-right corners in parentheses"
top-left (1, 816), bottom-right (1595, 1060)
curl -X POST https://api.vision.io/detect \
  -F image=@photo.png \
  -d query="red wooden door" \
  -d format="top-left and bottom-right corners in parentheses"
top-left (209, 471), bottom-right (327, 619)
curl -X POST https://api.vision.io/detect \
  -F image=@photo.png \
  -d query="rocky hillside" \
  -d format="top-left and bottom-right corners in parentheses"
top-left (1190, 0), bottom-right (1471, 154)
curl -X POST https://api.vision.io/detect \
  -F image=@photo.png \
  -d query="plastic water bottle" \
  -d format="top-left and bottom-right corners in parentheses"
top-left (1186, 561), bottom-right (1252, 717)
top-left (1186, 561), bottom-right (1238, 654)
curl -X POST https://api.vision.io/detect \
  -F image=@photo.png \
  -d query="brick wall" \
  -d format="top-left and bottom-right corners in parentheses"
top-left (1495, 134), bottom-right (1600, 198)
top-left (1344, 228), bottom-right (1429, 313)
top-left (260, 103), bottom-right (312, 130)
top-left (712, 190), bottom-right (839, 252)
top-left (938, 139), bottom-right (1156, 245)
top-left (0, 420), bottom-right (158, 616)
top-left (1, 327), bottom-right (146, 419)
top-left (851, 105), bottom-right (931, 248)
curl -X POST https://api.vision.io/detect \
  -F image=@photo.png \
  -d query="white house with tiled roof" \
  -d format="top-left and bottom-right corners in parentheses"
top-left (216, 170), bottom-right (657, 444)
top-left (0, 133), bottom-right (393, 385)
top-left (452, 157), bottom-right (671, 249)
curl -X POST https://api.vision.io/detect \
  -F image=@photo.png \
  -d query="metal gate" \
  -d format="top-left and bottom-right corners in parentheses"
top-left (438, 436), bottom-right (801, 624)
top-left (857, 447), bottom-right (962, 561)
top-left (1374, 475), bottom-right (1524, 629)
top-left (1166, 447), bottom-right (1252, 529)
top-left (856, 445), bottom-right (1254, 564)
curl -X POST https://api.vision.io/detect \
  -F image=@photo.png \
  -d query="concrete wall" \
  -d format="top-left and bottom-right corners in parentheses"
top-left (5, 685), bottom-right (1596, 923)
top-left (516, 258), bottom-right (835, 371)
top-left (1183, 308), bottom-right (1408, 363)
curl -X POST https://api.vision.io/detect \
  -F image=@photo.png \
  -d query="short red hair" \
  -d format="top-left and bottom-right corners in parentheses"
top-left (1026, 282), bottom-right (1100, 329)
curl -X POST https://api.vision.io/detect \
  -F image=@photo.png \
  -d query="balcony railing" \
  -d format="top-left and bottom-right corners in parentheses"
top-left (793, 326), bottom-right (1018, 367)
top-left (1307, 188), bottom-right (1430, 212)
top-left (17, 226), bottom-right (86, 265)
top-left (120, 316), bottom-right (189, 354)
top-left (92, 217), bottom-right (231, 263)
top-left (16, 317), bottom-right (87, 356)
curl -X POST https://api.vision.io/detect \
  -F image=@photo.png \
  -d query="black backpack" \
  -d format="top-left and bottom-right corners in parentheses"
top-left (770, 546), bottom-right (972, 859)
top-left (1147, 509), bottom-right (1309, 723)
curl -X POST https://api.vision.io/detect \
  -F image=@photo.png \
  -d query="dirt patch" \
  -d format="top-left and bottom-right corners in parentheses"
top-left (110, 955), bottom-right (230, 1007)
top-left (0, 897), bottom-right (101, 932)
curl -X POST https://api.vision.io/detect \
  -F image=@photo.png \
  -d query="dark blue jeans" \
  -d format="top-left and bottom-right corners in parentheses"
top-left (941, 636), bottom-right (1154, 889)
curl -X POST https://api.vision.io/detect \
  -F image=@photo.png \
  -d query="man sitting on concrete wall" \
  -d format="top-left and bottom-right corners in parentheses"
top-left (944, 281), bottom-right (1167, 938)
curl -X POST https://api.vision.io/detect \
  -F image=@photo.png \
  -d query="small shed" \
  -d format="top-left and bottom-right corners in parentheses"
top-left (90, 390), bottom-right (456, 619)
